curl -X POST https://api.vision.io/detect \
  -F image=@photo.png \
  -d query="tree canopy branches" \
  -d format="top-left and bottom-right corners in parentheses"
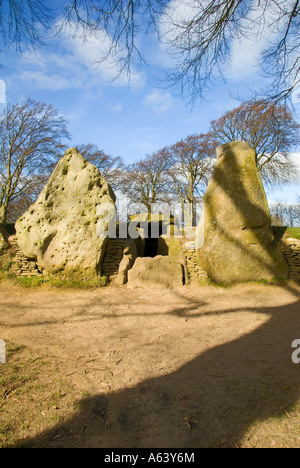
top-left (57, 0), bottom-right (169, 76)
top-left (121, 148), bottom-right (174, 212)
top-left (0, 0), bottom-right (52, 51)
top-left (210, 100), bottom-right (300, 186)
top-left (0, 99), bottom-right (70, 222)
top-left (0, 0), bottom-right (299, 102)
top-left (160, 0), bottom-right (300, 102)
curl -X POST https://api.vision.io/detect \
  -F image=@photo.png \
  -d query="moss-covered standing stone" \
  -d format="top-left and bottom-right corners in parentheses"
top-left (15, 148), bottom-right (116, 281)
top-left (196, 141), bottom-right (289, 282)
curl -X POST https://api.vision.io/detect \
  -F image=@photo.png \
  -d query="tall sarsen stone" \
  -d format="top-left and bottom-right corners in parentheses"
top-left (196, 141), bottom-right (288, 282)
top-left (15, 148), bottom-right (116, 281)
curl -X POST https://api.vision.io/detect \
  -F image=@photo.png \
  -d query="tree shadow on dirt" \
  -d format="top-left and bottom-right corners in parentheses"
top-left (11, 288), bottom-right (300, 448)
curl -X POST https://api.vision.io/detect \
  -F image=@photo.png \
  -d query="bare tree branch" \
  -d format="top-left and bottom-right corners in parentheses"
top-left (210, 100), bottom-right (300, 186)
top-left (1, 1), bottom-right (299, 102)
top-left (0, 99), bottom-right (70, 222)
top-left (120, 148), bottom-right (174, 212)
top-left (270, 201), bottom-right (300, 227)
top-left (0, 0), bottom-right (52, 51)
top-left (166, 133), bottom-right (216, 225)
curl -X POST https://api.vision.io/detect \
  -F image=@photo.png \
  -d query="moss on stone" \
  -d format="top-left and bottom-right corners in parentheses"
top-left (15, 148), bottom-right (116, 281)
top-left (197, 141), bottom-right (289, 283)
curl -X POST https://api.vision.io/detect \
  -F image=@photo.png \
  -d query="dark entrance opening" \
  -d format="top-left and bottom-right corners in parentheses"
top-left (144, 237), bottom-right (159, 257)
top-left (143, 221), bottom-right (164, 258)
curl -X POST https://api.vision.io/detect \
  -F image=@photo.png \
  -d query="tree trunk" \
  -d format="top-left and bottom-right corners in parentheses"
top-left (0, 204), bottom-right (6, 224)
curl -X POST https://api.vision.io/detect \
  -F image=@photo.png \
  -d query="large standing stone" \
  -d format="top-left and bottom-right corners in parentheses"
top-left (196, 141), bottom-right (288, 282)
top-left (15, 148), bottom-right (116, 281)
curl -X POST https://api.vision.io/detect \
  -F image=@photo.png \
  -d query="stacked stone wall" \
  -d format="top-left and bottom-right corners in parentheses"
top-left (6, 234), bottom-right (300, 283)
top-left (8, 236), bottom-right (41, 277)
top-left (183, 243), bottom-right (209, 281)
top-left (101, 239), bottom-right (126, 278)
top-left (280, 238), bottom-right (300, 281)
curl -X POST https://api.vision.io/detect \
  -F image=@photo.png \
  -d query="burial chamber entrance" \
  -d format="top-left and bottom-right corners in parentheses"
top-left (101, 220), bottom-right (165, 279)
top-left (141, 220), bottom-right (165, 258)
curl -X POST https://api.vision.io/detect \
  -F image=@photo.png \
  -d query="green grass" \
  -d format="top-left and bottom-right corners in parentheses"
top-left (284, 227), bottom-right (300, 240)
top-left (272, 226), bottom-right (300, 243)
top-left (208, 277), bottom-right (290, 289)
top-left (0, 272), bottom-right (108, 289)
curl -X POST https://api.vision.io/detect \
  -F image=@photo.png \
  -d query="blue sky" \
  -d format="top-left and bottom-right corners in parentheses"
top-left (0, 0), bottom-right (299, 204)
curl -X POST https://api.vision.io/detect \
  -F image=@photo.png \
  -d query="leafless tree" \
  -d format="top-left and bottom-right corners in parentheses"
top-left (119, 134), bottom-right (215, 224)
top-left (270, 201), bottom-right (300, 227)
top-left (270, 201), bottom-right (286, 226)
top-left (0, 99), bottom-right (70, 223)
top-left (166, 133), bottom-right (216, 225)
top-left (210, 100), bottom-right (300, 186)
top-left (285, 203), bottom-right (300, 227)
top-left (121, 148), bottom-right (174, 212)
top-left (5, 178), bottom-right (46, 223)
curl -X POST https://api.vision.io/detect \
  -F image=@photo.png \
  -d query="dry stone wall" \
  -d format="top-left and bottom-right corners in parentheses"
top-left (183, 244), bottom-right (209, 282)
top-left (5, 233), bottom-right (300, 283)
top-left (184, 238), bottom-right (300, 282)
top-left (101, 239), bottom-right (126, 278)
top-left (280, 238), bottom-right (300, 281)
top-left (8, 236), bottom-right (41, 277)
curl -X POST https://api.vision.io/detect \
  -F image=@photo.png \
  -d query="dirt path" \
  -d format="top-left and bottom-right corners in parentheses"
top-left (0, 280), bottom-right (300, 448)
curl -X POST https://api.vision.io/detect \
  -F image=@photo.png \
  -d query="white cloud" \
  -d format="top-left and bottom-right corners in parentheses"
top-left (227, 1), bottom-right (290, 81)
top-left (130, 140), bottom-right (158, 154)
top-left (58, 21), bottom-right (145, 88)
top-left (17, 70), bottom-right (83, 91)
top-left (108, 102), bottom-right (123, 113)
top-left (229, 38), bottom-right (264, 80)
top-left (143, 89), bottom-right (173, 114)
top-left (0, 79), bottom-right (6, 103)
top-left (60, 22), bottom-right (117, 79)
top-left (8, 20), bottom-right (145, 93)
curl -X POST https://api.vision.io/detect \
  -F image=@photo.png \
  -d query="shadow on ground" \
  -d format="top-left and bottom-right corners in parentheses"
top-left (11, 286), bottom-right (300, 448)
